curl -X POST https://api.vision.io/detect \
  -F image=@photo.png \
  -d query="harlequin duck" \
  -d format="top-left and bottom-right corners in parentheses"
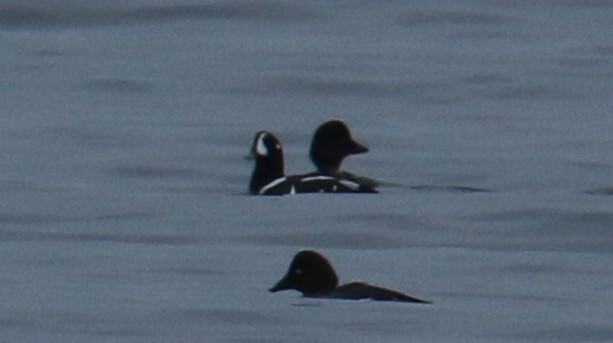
top-left (270, 250), bottom-right (431, 304)
top-left (309, 120), bottom-right (380, 188)
top-left (249, 131), bottom-right (377, 195)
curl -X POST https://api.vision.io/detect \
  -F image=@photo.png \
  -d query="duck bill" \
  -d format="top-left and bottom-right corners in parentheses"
top-left (269, 275), bottom-right (291, 293)
top-left (348, 139), bottom-right (369, 155)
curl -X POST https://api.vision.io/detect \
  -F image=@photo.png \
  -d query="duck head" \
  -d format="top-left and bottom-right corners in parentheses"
top-left (309, 120), bottom-right (369, 174)
top-left (270, 250), bottom-right (339, 296)
top-left (249, 131), bottom-right (285, 194)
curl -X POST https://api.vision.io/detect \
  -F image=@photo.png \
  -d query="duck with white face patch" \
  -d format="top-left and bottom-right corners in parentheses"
top-left (248, 131), bottom-right (285, 195)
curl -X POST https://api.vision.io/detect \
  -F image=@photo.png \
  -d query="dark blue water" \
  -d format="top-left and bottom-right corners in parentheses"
top-left (1, 1), bottom-right (613, 342)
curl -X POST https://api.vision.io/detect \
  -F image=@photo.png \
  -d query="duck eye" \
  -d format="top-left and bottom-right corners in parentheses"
top-left (294, 268), bottom-right (302, 275)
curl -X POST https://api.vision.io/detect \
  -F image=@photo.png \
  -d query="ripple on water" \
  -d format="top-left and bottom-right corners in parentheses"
top-left (108, 165), bottom-right (203, 179)
top-left (0, 230), bottom-right (202, 245)
top-left (237, 231), bottom-right (407, 250)
top-left (512, 324), bottom-right (613, 342)
top-left (396, 10), bottom-right (512, 27)
top-left (586, 187), bottom-right (613, 196)
top-left (0, 3), bottom-right (320, 29)
top-left (79, 79), bottom-right (156, 94)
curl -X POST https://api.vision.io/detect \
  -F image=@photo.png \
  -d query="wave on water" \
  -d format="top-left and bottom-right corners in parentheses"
top-left (585, 187), bottom-right (613, 196)
top-left (0, 229), bottom-right (202, 245)
top-left (409, 184), bottom-right (493, 193)
top-left (0, 2), bottom-right (320, 29)
top-left (396, 10), bottom-right (512, 27)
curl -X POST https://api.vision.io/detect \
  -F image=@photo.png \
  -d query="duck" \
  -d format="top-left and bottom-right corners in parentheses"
top-left (309, 120), bottom-right (380, 188)
top-left (249, 131), bottom-right (377, 195)
top-left (270, 250), bottom-right (431, 303)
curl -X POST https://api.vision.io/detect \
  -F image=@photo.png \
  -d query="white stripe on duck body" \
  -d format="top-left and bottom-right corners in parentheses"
top-left (248, 131), bottom-right (377, 196)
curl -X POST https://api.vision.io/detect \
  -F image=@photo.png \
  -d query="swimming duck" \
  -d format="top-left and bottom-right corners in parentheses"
top-left (270, 250), bottom-right (430, 303)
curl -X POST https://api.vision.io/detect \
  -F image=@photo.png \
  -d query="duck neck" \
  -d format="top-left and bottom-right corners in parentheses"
top-left (315, 159), bottom-right (341, 175)
top-left (250, 156), bottom-right (284, 194)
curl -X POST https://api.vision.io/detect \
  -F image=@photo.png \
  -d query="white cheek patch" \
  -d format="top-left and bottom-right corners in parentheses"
top-left (255, 134), bottom-right (269, 156)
